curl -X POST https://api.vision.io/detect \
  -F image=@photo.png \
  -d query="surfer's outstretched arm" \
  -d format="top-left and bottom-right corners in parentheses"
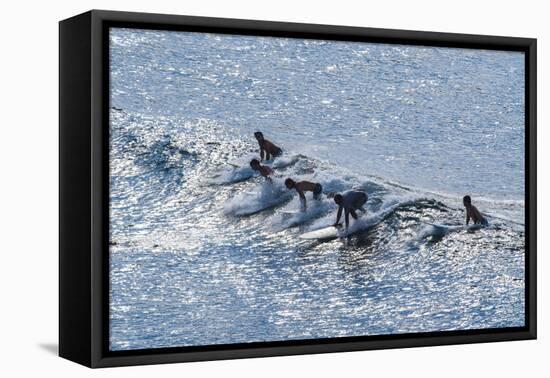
top-left (259, 147), bottom-right (265, 161)
top-left (465, 211), bottom-right (470, 225)
top-left (334, 206), bottom-right (343, 227)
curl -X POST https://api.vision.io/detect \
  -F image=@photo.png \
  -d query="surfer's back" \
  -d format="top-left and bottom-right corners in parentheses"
top-left (341, 190), bottom-right (368, 209)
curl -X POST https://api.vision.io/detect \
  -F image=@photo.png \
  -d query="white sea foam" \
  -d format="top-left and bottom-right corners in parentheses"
top-left (223, 179), bottom-right (293, 216)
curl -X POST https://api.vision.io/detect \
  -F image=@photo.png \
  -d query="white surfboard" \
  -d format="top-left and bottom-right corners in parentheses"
top-left (423, 221), bottom-right (461, 230)
top-left (419, 222), bottom-right (485, 241)
top-left (300, 226), bottom-right (340, 240)
top-left (279, 209), bottom-right (302, 216)
top-left (467, 223), bottom-right (484, 231)
top-left (423, 221), bottom-right (483, 231)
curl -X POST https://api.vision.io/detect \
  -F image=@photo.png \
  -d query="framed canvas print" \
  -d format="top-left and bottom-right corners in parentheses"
top-left (59, 10), bottom-right (536, 368)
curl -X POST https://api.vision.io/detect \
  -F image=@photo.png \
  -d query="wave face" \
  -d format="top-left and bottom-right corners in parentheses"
top-left (109, 29), bottom-right (526, 351)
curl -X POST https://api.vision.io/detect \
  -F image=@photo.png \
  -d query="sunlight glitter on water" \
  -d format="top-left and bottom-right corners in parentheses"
top-left (108, 28), bottom-right (525, 351)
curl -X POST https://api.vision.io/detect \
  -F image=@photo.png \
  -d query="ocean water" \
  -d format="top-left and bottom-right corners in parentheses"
top-left (109, 28), bottom-right (525, 351)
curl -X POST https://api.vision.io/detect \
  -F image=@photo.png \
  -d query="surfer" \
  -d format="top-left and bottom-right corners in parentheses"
top-left (333, 190), bottom-right (368, 230)
top-left (254, 131), bottom-right (282, 161)
top-left (463, 195), bottom-right (488, 225)
top-left (250, 159), bottom-right (274, 183)
top-left (284, 178), bottom-right (323, 211)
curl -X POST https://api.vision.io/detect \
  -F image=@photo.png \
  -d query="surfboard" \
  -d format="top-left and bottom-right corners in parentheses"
top-left (419, 222), bottom-right (485, 241)
top-left (300, 226), bottom-right (340, 240)
top-left (467, 223), bottom-right (483, 231)
top-left (300, 222), bottom-right (369, 240)
top-left (279, 209), bottom-right (302, 216)
top-left (422, 221), bottom-right (483, 231)
top-left (422, 221), bottom-right (456, 229)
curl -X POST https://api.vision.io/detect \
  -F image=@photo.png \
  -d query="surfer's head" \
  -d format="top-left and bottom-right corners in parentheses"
top-left (250, 159), bottom-right (261, 170)
top-left (463, 195), bottom-right (472, 207)
top-left (254, 131), bottom-right (264, 141)
top-left (334, 194), bottom-right (343, 205)
top-left (285, 178), bottom-right (296, 189)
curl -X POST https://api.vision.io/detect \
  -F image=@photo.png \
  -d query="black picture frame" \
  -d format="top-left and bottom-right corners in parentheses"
top-left (59, 9), bottom-right (537, 368)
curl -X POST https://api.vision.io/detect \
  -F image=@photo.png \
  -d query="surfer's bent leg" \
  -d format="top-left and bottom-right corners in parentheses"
top-left (350, 209), bottom-right (358, 220)
top-left (313, 183), bottom-right (323, 200)
top-left (355, 193), bottom-right (368, 215)
top-left (360, 192), bottom-right (368, 206)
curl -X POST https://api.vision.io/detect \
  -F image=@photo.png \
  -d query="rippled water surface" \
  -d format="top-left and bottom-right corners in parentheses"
top-left (109, 28), bottom-right (525, 351)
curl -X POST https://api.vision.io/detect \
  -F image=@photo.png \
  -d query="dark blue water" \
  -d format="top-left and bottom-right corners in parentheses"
top-left (109, 28), bottom-right (525, 351)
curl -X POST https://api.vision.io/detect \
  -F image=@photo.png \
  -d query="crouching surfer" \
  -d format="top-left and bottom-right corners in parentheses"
top-left (333, 190), bottom-right (368, 231)
top-left (254, 131), bottom-right (282, 161)
top-left (250, 158), bottom-right (274, 183)
top-left (463, 195), bottom-right (488, 226)
top-left (284, 178), bottom-right (323, 211)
